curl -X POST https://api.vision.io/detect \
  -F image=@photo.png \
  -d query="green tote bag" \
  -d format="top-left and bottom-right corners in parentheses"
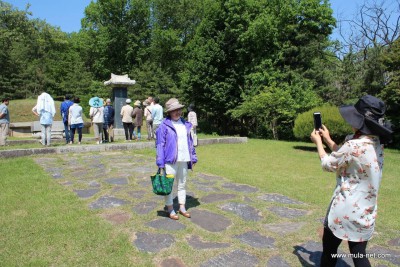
top-left (150, 168), bottom-right (174, 195)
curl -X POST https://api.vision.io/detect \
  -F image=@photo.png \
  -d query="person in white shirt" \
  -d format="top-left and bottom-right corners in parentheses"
top-left (151, 97), bottom-right (164, 141)
top-left (69, 97), bottom-right (84, 144)
top-left (143, 100), bottom-right (153, 140)
top-left (89, 97), bottom-right (104, 144)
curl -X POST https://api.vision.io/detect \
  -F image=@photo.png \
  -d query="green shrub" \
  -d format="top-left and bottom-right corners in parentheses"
top-left (293, 104), bottom-right (352, 144)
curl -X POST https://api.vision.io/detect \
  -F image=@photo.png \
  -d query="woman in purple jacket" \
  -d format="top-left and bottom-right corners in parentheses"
top-left (156, 98), bottom-right (198, 220)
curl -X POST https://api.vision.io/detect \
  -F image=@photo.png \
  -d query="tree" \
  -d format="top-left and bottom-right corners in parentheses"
top-left (81, 0), bottom-right (152, 80)
top-left (182, 0), bottom-right (335, 138)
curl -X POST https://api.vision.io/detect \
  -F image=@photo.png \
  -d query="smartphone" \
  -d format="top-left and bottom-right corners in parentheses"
top-left (313, 112), bottom-right (322, 130)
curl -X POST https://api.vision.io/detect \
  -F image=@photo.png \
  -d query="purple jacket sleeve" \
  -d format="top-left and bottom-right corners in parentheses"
top-left (156, 124), bottom-right (166, 168)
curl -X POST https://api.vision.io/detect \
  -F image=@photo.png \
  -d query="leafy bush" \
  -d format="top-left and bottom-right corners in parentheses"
top-left (293, 105), bottom-right (352, 144)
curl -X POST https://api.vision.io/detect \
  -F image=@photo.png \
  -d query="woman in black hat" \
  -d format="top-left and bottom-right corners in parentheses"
top-left (310, 95), bottom-right (393, 267)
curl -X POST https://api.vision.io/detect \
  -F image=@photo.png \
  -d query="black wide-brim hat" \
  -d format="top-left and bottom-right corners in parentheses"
top-left (339, 95), bottom-right (393, 142)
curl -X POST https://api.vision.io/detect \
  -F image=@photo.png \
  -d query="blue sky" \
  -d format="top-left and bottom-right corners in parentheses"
top-left (6, 0), bottom-right (92, 33)
top-left (4, 0), bottom-right (398, 40)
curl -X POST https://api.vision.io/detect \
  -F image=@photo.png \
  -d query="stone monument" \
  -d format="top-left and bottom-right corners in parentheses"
top-left (104, 73), bottom-right (136, 137)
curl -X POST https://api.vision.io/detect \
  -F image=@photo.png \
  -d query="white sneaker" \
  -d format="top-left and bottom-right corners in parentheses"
top-left (96, 141), bottom-right (100, 144)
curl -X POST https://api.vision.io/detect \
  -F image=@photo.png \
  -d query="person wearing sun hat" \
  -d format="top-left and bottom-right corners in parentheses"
top-left (89, 96), bottom-right (104, 144)
top-left (310, 95), bottom-right (393, 267)
top-left (155, 98), bottom-right (198, 220)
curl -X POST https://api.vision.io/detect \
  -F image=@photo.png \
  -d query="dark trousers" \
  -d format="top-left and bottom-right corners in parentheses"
top-left (321, 227), bottom-right (370, 267)
top-left (71, 127), bottom-right (83, 142)
top-left (103, 127), bottom-right (109, 142)
top-left (123, 122), bottom-right (134, 140)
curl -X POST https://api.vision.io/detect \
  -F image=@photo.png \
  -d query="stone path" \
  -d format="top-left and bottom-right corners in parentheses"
top-left (33, 151), bottom-right (400, 266)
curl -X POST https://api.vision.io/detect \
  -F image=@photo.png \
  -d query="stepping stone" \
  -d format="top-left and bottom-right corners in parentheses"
top-left (388, 237), bottom-right (400, 247)
top-left (190, 209), bottom-right (231, 232)
top-left (294, 241), bottom-right (352, 266)
top-left (89, 195), bottom-right (130, 209)
top-left (200, 193), bottom-right (237, 204)
top-left (369, 246), bottom-right (400, 265)
top-left (222, 182), bottom-right (258, 193)
top-left (243, 196), bottom-right (253, 202)
top-left (186, 195), bottom-right (200, 209)
top-left (266, 255), bottom-right (291, 267)
top-left (257, 193), bottom-right (304, 205)
top-left (51, 173), bottom-right (63, 179)
top-left (88, 180), bottom-right (101, 187)
top-left (101, 211), bottom-right (131, 225)
top-left (264, 222), bottom-right (306, 235)
top-left (159, 257), bottom-right (186, 267)
top-left (134, 232), bottom-right (175, 253)
top-left (234, 231), bottom-right (275, 249)
top-left (86, 162), bottom-right (106, 169)
top-left (220, 202), bottom-right (262, 221)
top-left (268, 206), bottom-right (308, 219)
top-left (132, 201), bottom-right (158, 214)
top-left (104, 177), bottom-right (128, 185)
top-left (200, 249), bottom-right (259, 267)
top-left (192, 180), bottom-right (217, 186)
top-left (60, 181), bottom-right (73, 186)
top-left (197, 173), bottom-right (222, 181)
top-left (137, 179), bottom-right (152, 188)
top-left (193, 185), bottom-right (220, 192)
top-left (74, 188), bottom-right (100, 198)
top-left (70, 170), bottom-right (89, 177)
top-left (186, 235), bottom-right (230, 249)
top-left (132, 166), bottom-right (154, 173)
top-left (128, 190), bottom-right (147, 199)
top-left (146, 218), bottom-right (186, 231)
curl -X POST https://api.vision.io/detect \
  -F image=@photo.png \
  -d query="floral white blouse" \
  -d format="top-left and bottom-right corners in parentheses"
top-left (321, 135), bottom-right (384, 242)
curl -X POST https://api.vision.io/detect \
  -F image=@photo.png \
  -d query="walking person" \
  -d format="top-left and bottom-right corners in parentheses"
top-left (143, 100), bottom-right (153, 140)
top-left (152, 97), bottom-right (164, 142)
top-left (32, 92), bottom-right (56, 146)
top-left (69, 97), bottom-right (84, 144)
top-left (60, 94), bottom-right (74, 144)
top-left (121, 98), bottom-right (134, 141)
top-left (156, 98), bottom-right (198, 220)
top-left (0, 98), bottom-right (10, 146)
top-left (89, 96), bottom-right (104, 144)
top-left (132, 100), bottom-right (143, 140)
top-left (103, 98), bottom-right (115, 143)
top-left (310, 95), bottom-right (393, 267)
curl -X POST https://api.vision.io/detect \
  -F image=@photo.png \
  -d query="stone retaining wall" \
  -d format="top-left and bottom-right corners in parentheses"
top-left (0, 137), bottom-right (247, 158)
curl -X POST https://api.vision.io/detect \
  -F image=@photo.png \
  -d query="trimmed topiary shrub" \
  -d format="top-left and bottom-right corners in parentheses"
top-left (293, 104), bottom-right (352, 144)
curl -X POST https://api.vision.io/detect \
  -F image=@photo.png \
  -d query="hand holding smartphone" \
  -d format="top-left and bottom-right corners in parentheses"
top-left (313, 112), bottom-right (322, 130)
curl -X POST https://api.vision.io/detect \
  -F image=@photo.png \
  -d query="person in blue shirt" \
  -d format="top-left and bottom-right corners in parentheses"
top-left (103, 98), bottom-right (115, 143)
top-left (60, 94), bottom-right (74, 144)
top-left (151, 97), bottom-right (164, 142)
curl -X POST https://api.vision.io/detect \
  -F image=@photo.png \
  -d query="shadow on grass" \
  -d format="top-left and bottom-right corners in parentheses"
top-left (292, 145), bottom-right (318, 152)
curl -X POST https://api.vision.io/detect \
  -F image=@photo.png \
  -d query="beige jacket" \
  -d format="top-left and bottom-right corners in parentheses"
top-left (120, 104), bottom-right (133, 123)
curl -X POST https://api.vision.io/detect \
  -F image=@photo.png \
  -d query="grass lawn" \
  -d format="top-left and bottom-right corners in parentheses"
top-left (1, 139), bottom-right (399, 266)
